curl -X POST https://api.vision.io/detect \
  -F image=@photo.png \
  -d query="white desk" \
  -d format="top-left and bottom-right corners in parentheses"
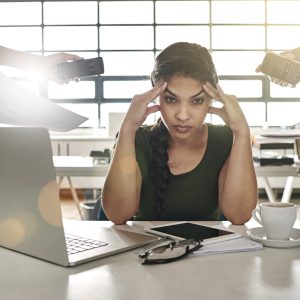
top-left (54, 156), bottom-right (300, 218)
top-left (54, 156), bottom-right (108, 219)
top-left (54, 156), bottom-right (109, 177)
top-left (0, 220), bottom-right (300, 300)
top-left (255, 163), bottom-right (300, 203)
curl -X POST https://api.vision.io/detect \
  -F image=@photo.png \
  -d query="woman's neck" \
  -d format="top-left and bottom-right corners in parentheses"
top-left (167, 124), bottom-right (209, 175)
top-left (169, 124), bottom-right (207, 150)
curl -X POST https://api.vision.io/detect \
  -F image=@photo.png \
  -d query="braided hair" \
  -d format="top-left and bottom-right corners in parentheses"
top-left (149, 42), bottom-right (218, 220)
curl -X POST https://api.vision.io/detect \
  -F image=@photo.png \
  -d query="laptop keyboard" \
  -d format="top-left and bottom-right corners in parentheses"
top-left (65, 233), bottom-right (108, 255)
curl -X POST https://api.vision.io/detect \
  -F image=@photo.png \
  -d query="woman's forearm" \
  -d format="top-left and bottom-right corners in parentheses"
top-left (220, 132), bottom-right (258, 224)
top-left (102, 126), bottom-right (141, 224)
top-left (102, 82), bottom-right (166, 224)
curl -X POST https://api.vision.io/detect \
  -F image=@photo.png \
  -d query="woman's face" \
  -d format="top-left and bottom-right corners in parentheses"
top-left (158, 74), bottom-right (211, 142)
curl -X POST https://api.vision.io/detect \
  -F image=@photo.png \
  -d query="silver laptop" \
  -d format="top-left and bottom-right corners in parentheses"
top-left (0, 127), bottom-right (156, 266)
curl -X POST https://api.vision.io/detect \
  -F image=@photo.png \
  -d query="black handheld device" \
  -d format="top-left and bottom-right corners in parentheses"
top-left (56, 57), bottom-right (104, 79)
top-left (260, 52), bottom-right (300, 85)
top-left (144, 222), bottom-right (241, 245)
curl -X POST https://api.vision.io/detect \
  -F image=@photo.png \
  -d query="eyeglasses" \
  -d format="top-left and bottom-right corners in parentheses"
top-left (137, 238), bottom-right (203, 264)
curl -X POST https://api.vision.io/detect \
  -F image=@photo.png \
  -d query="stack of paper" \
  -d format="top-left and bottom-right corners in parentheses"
top-left (0, 73), bottom-right (87, 132)
top-left (194, 236), bottom-right (263, 256)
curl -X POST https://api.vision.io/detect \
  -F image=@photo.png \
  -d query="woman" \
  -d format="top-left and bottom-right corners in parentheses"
top-left (101, 42), bottom-right (257, 225)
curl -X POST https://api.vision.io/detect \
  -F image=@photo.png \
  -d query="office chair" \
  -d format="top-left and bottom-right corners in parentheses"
top-left (92, 196), bottom-right (108, 220)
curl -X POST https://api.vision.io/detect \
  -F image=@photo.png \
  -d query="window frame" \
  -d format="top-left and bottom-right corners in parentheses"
top-left (1, 0), bottom-right (299, 128)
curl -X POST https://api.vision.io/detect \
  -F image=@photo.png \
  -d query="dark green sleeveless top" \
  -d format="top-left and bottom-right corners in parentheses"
top-left (134, 124), bottom-right (233, 221)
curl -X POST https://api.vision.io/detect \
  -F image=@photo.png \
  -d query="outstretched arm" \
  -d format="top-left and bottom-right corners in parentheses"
top-left (204, 82), bottom-right (257, 225)
top-left (102, 81), bottom-right (167, 224)
top-left (0, 46), bottom-right (82, 82)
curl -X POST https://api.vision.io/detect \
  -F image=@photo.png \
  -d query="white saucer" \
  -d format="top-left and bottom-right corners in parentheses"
top-left (245, 227), bottom-right (300, 248)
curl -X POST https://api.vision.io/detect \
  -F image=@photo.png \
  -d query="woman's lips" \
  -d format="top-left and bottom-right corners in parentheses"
top-left (174, 125), bottom-right (192, 133)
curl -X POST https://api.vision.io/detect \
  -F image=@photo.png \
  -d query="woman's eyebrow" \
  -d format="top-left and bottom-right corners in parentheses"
top-left (191, 89), bottom-right (205, 98)
top-left (165, 88), bottom-right (177, 96)
top-left (165, 88), bottom-right (205, 98)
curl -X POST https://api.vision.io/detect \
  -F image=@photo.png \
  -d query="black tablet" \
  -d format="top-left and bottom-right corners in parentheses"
top-left (145, 222), bottom-right (241, 245)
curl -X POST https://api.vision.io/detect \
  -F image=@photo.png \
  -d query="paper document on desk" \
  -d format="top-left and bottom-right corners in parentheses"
top-left (0, 73), bottom-right (87, 132)
top-left (195, 237), bottom-right (263, 256)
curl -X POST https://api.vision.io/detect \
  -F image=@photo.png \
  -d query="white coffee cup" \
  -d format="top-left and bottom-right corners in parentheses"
top-left (252, 202), bottom-right (297, 240)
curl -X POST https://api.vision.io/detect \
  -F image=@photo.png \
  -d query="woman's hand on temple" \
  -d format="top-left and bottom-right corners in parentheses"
top-left (121, 81), bottom-right (167, 132)
top-left (203, 82), bottom-right (249, 135)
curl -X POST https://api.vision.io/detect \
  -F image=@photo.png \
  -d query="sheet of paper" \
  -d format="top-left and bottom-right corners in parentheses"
top-left (0, 73), bottom-right (88, 132)
top-left (195, 237), bottom-right (263, 256)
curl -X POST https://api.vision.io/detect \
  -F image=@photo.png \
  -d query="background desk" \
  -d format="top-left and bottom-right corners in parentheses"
top-left (0, 220), bottom-right (299, 300)
top-left (54, 156), bottom-right (108, 219)
top-left (255, 163), bottom-right (300, 203)
top-left (54, 156), bottom-right (300, 218)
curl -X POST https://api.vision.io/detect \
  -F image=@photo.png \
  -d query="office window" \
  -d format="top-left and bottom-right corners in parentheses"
top-left (267, 1), bottom-right (300, 24)
top-left (156, 26), bottom-right (210, 50)
top-left (268, 103), bottom-right (300, 126)
top-left (104, 81), bottom-right (151, 99)
top-left (48, 81), bottom-right (96, 99)
top-left (100, 26), bottom-right (154, 50)
top-left (100, 103), bottom-right (157, 129)
top-left (44, 1), bottom-right (98, 25)
top-left (271, 85), bottom-right (300, 98)
top-left (44, 27), bottom-right (98, 51)
top-left (212, 51), bottom-right (265, 75)
top-left (239, 103), bottom-right (266, 127)
top-left (156, 1), bottom-right (209, 24)
top-left (99, 1), bottom-right (153, 24)
top-left (0, 27), bottom-right (42, 51)
top-left (220, 80), bottom-right (262, 98)
top-left (100, 52), bottom-right (154, 76)
top-left (212, 26), bottom-right (265, 49)
top-left (0, 2), bottom-right (41, 25)
top-left (1, 0), bottom-right (299, 128)
top-left (267, 26), bottom-right (300, 49)
top-left (212, 1), bottom-right (265, 24)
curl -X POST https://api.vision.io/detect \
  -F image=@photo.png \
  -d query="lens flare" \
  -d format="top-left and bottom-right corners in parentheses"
top-left (38, 180), bottom-right (63, 227)
top-left (0, 218), bottom-right (26, 248)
